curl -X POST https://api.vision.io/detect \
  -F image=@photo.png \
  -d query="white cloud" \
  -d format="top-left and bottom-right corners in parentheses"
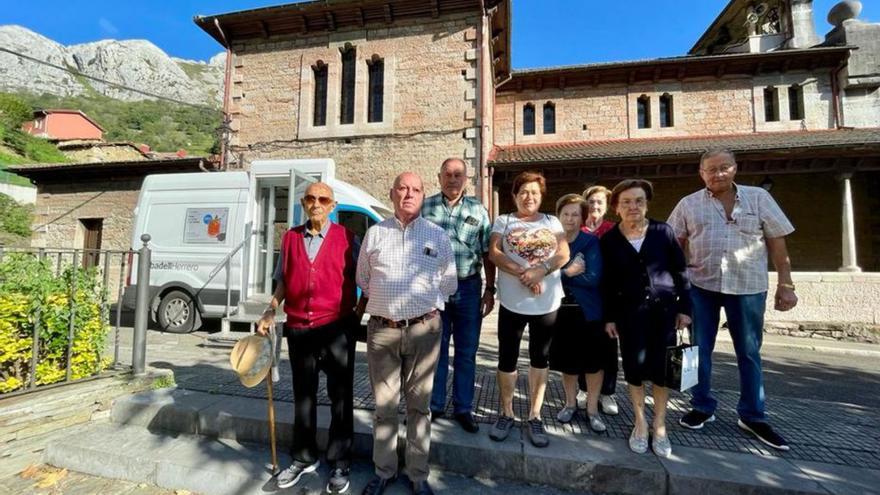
top-left (98, 17), bottom-right (119, 36)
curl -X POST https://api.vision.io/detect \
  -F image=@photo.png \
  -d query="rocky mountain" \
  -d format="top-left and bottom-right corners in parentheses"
top-left (0, 25), bottom-right (223, 107)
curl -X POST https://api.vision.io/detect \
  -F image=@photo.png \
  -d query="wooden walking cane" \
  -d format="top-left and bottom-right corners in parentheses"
top-left (266, 326), bottom-right (279, 475)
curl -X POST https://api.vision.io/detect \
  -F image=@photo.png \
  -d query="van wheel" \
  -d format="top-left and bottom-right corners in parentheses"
top-left (157, 290), bottom-right (197, 333)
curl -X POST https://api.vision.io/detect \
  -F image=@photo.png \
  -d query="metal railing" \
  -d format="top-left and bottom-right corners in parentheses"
top-left (0, 235), bottom-right (152, 396)
top-left (206, 227), bottom-right (258, 320)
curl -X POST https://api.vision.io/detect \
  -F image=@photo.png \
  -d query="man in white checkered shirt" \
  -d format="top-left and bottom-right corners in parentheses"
top-left (356, 171), bottom-right (456, 495)
top-left (668, 148), bottom-right (797, 452)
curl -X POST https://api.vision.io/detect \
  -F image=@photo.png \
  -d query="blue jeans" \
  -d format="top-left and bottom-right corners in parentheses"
top-left (689, 286), bottom-right (768, 423)
top-left (431, 275), bottom-right (482, 415)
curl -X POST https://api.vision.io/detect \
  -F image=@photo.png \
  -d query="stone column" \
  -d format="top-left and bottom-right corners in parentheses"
top-left (838, 173), bottom-right (861, 272)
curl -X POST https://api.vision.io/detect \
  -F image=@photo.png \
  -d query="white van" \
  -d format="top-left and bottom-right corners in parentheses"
top-left (122, 159), bottom-right (390, 333)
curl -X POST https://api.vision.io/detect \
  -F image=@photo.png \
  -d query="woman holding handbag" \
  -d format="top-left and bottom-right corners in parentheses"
top-left (601, 179), bottom-right (692, 458)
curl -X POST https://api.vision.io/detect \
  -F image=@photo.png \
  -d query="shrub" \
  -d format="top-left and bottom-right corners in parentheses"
top-left (0, 253), bottom-right (110, 394)
top-left (0, 193), bottom-right (33, 238)
top-left (0, 94), bottom-right (32, 129)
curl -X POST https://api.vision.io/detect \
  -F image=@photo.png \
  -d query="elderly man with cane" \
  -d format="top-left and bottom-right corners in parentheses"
top-left (256, 181), bottom-right (360, 493)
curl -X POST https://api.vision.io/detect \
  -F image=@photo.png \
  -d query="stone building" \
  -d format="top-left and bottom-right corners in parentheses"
top-left (200, 0), bottom-right (880, 325)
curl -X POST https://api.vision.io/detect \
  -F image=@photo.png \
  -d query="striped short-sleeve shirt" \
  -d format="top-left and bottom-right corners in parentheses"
top-left (667, 184), bottom-right (794, 295)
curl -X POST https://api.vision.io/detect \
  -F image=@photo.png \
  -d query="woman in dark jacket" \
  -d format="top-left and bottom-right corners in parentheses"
top-left (602, 179), bottom-right (691, 458)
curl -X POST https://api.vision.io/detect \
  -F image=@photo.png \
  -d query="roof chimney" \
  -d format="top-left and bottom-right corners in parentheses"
top-left (788, 0), bottom-right (822, 48)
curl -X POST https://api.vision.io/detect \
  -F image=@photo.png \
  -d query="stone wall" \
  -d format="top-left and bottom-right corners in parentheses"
top-left (766, 272), bottom-right (880, 326)
top-left (493, 72), bottom-right (835, 146)
top-left (228, 12), bottom-right (482, 201)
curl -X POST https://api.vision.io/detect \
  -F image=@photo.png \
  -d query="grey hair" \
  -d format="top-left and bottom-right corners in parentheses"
top-left (440, 157), bottom-right (468, 174)
top-left (700, 148), bottom-right (737, 168)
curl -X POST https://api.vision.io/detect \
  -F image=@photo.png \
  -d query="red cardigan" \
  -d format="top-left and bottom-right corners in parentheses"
top-left (280, 223), bottom-right (357, 329)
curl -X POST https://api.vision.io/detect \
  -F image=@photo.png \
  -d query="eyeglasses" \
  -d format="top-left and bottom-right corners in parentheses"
top-left (303, 194), bottom-right (334, 206)
top-left (701, 164), bottom-right (735, 176)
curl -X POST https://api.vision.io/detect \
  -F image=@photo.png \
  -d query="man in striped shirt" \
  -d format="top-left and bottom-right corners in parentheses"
top-left (356, 172), bottom-right (457, 495)
top-left (668, 148), bottom-right (797, 452)
top-left (422, 158), bottom-right (495, 434)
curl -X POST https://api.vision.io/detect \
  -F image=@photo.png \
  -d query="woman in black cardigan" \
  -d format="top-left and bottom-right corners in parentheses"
top-left (601, 179), bottom-right (691, 458)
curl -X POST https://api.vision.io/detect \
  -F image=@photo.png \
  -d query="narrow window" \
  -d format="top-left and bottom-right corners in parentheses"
top-left (340, 45), bottom-right (356, 125)
top-left (788, 84), bottom-right (804, 120)
top-left (312, 62), bottom-right (328, 127)
top-left (543, 102), bottom-right (556, 134)
top-left (659, 93), bottom-right (674, 128)
top-left (367, 55), bottom-right (384, 123)
top-left (637, 95), bottom-right (651, 129)
top-left (764, 86), bottom-right (779, 122)
top-left (523, 103), bottom-right (535, 135)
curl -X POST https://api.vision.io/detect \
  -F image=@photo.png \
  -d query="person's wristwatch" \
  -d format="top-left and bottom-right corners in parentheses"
top-left (541, 260), bottom-right (553, 273)
top-left (778, 283), bottom-right (796, 291)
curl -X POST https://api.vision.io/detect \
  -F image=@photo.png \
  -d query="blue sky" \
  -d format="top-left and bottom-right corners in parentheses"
top-left (2, 1), bottom-right (875, 67)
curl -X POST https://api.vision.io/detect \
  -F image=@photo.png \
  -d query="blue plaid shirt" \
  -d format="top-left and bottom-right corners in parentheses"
top-left (421, 193), bottom-right (491, 280)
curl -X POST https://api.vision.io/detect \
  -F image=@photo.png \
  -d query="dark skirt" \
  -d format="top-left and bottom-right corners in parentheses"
top-left (550, 303), bottom-right (612, 376)
top-left (616, 302), bottom-right (677, 387)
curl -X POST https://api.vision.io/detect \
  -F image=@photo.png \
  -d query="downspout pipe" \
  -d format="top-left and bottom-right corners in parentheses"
top-left (831, 58), bottom-right (847, 129)
top-left (214, 18), bottom-right (233, 170)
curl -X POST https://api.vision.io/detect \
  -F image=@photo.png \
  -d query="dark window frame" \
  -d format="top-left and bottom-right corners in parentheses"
top-left (367, 55), bottom-right (384, 123)
top-left (339, 44), bottom-right (356, 125)
top-left (788, 84), bottom-right (805, 120)
top-left (659, 93), bottom-right (674, 128)
top-left (637, 95), bottom-right (651, 129)
top-left (523, 103), bottom-right (536, 136)
top-left (764, 86), bottom-right (780, 122)
top-left (543, 101), bottom-right (556, 134)
top-left (312, 61), bottom-right (328, 127)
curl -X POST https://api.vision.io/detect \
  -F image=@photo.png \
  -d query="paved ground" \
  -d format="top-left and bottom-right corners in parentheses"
top-left (103, 312), bottom-right (880, 472)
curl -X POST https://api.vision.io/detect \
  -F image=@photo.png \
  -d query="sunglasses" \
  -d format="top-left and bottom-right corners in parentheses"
top-left (303, 194), bottom-right (334, 206)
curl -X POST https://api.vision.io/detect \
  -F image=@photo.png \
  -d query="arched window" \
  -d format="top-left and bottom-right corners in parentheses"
top-left (659, 93), bottom-right (674, 128)
top-left (764, 86), bottom-right (779, 122)
top-left (543, 101), bottom-right (556, 134)
top-left (312, 61), bottom-right (328, 127)
top-left (523, 103), bottom-right (535, 136)
top-left (788, 84), bottom-right (804, 120)
top-left (637, 95), bottom-right (651, 129)
top-left (367, 55), bottom-right (384, 123)
top-left (339, 44), bottom-right (356, 125)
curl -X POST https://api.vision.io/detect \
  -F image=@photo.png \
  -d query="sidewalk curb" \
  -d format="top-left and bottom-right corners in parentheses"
top-left (41, 388), bottom-right (880, 495)
top-left (716, 336), bottom-right (880, 357)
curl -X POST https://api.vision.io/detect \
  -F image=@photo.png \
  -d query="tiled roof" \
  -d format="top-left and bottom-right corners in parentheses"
top-left (488, 129), bottom-right (880, 166)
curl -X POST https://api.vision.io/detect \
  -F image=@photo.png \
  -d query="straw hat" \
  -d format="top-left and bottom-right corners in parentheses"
top-left (230, 335), bottom-right (273, 388)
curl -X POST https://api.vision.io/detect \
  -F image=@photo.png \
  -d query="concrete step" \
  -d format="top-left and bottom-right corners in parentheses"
top-left (42, 423), bottom-right (586, 495)
top-left (76, 388), bottom-right (849, 495)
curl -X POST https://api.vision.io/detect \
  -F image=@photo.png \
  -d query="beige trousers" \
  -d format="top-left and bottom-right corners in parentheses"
top-left (366, 314), bottom-right (442, 482)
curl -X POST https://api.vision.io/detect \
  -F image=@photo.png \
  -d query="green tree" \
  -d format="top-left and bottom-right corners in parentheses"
top-left (0, 94), bottom-right (32, 129)
top-left (0, 193), bottom-right (32, 238)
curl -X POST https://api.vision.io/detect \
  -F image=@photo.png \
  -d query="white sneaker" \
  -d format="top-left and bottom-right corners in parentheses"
top-left (576, 390), bottom-right (587, 410)
top-left (599, 394), bottom-right (619, 416)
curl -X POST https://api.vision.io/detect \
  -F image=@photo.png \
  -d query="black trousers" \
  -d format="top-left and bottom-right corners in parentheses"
top-left (579, 333), bottom-right (619, 395)
top-left (286, 316), bottom-right (356, 469)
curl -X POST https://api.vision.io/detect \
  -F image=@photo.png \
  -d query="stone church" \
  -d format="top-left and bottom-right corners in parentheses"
top-left (192, 0), bottom-right (880, 326)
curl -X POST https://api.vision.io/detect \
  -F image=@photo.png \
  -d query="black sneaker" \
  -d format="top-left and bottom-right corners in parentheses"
top-left (276, 460), bottom-right (319, 489)
top-left (526, 418), bottom-right (549, 448)
top-left (738, 419), bottom-right (790, 451)
top-left (361, 474), bottom-right (396, 495)
top-left (489, 415), bottom-right (515, 441)
top-left (454, 412), bottom-right (480, 433)
top-left (679, 410), bottom-right (716, 430)
top-left (327, 467), bottom-right (351, 494)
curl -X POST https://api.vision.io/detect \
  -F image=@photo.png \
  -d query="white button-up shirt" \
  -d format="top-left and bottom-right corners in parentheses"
top-left (668, 184), bottom-right (794, 295)
top-left (356, 215), bottom-right (458, 320)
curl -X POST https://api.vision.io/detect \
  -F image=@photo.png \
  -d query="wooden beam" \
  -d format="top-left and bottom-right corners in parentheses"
top-left (592, 74), bottom-right (600, 87)
top-left (716, 63), bottom-right (726, 78)
top-left (753, 62), bottom-right (764, 76)
top-left (781, 59), bottom-right (792, 73)
top-left (357, 7), bottom-right (365, 27)
top-left (677, 66), bottom-right (686, 80)
top-left (653, 67), bottom-right (661, 83)
top-left (384, 4), bottom-right (393, 23)
top-left (536, 78), bottom-right (543, 91)
top-left (628, 71), bottom-right (636, 84)
top-left (259, 20), bottom-right (269, 38)
top-left (325, 12), bottom-right (336, 31)
top-left (301, 15), bottom-right (309, 33)
top-left (431, 0), bottom-right (440, 18)
top-left (558, 76), bottom-right (566, 90)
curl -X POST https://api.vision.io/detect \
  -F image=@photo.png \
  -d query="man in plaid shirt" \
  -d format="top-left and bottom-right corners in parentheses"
top-left (422, 158), bottom-right (496, 434)
top-left (668, 148), bottom-right (798, 452)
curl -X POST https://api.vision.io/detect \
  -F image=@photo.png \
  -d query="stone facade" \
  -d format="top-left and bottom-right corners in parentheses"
top-left (493, 73), bottom-right (834, 146)
top-left (227, 12), bottom-right (482, 200)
